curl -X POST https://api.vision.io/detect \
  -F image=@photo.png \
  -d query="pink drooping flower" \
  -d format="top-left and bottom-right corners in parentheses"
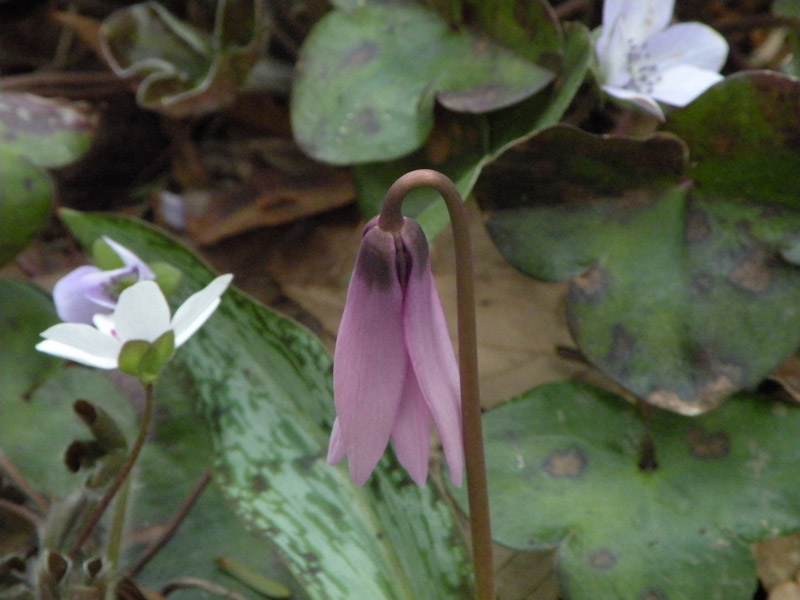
top-left (328, 216), bottom-right (464, 487)
top-left (53, 237), bottom-right (155, 324)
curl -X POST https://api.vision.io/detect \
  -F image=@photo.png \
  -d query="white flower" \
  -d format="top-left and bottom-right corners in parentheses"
top-left (53, 237), bottom-right (156, 324)
top-left (594, 0), bottom-right (728, 120)
top-left (36, 275), bottom-right (232, 370)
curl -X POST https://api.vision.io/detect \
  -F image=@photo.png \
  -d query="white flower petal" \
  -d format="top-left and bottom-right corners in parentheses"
top-left (642, 22), bottom-right (728, 73)
top-left (595, 19), bottom-right (633, 88)
top-left (37, 323), bottom-right (121, 369)
top-left (614, 0), bottom-right (674, 43)
top-left (114, 281), bottom-right (171, 343)
top-left (171, 274), bottom-right (232, 347)
top-left (602, 85), bottom-right (665, 119)
top-left (651, 64), bottom-right (723, 107)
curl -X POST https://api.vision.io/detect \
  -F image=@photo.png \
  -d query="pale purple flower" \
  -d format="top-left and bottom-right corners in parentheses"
top-left (594, 0), bottom-right (728, 120)
top-left (37, 275), bottom-right (232, 370)
top-left (54, 237), bottom-right (156, 324)
top-left (328, 216), bottom-right (464, 487)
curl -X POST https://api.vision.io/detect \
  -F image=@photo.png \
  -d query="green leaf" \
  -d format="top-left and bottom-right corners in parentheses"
top-left (59, 210), bottom-right (472, 599)
top-left (292, 0), bottom-right (560, 165)
top-left (100, 0), bottom-right (266, 117)
top-left (0, 93), bottom-right (96, 169)
top-left (0, 366), bottom-right (306, 599)
top-left (353, 22), bottom-right (591, 240)
top-left (483, 73), bottom-right (800, 414)
top-left (0, 278), bottom-right (61, 401)
top-left (450, 381), bottom-right (800, 600)
top-left (0, 149), bottom-right (54, 266)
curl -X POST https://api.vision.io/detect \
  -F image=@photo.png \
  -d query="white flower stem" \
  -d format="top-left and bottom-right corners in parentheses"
top-left (70, 382), bottom-right (155, 559)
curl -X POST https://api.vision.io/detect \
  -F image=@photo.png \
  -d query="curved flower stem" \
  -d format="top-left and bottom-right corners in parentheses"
top-left (70, 382), bottom-right (155, 559)
top-left (380, 169), bottom-right (494, 600)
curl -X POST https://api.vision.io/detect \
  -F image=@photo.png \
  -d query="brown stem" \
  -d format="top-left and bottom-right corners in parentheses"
top-left (381, 169), bottom-right (494, 600)
top-left (69, 383), bottom-right (155, 558)
top-left (127, 469), bottom-right (213, 577)
top-left (0, 497), bottom-right (43, 527)
top-left (0, 453), bottom-right (50, 512)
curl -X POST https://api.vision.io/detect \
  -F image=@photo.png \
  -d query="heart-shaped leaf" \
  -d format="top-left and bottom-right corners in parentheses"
top-left (292, 0), bottom-right (561, 165)
top-left (60, 210), bottom-right (472, 600)
top-left (482, 72), bottom-right (800, 414)
top-left (450, 381), bottom-right (800, 600)
top-left (100, 0), bottom-right (265, 117)
top-left (354, 22), bottom-right (591, 240)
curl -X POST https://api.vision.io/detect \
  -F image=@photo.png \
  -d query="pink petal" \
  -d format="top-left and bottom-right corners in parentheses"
top-left (333, 224), bottom-right (407, 486)
top-left (327, 418), bottom-right (346, 465)
top-left (390, 364), bottom-right (433, 486)
top-left (401, 220), bottom-right (464, 486)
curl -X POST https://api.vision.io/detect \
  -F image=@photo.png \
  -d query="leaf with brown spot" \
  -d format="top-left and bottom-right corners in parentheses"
top-left (449, 381), bottom-right (800, 600)
top-left (483, 73), bottom-right (800, 414)
top-left (292, 0), bottom-right (562, 165)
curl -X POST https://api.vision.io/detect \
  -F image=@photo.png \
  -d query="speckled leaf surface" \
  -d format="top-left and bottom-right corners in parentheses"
top-left (353, 23), bottom-right (591, 240)
top-left (0, 366), bottom-right (304, 599)
top-left (60, 210), bottom-right (472, 600)
top-left (292, 0), bottom-right (561, 165)
top-left (450, 381), bottom-right (800, 600)
top-left (100, 0), bottom-right (265, 117)
top-left (483, 73), bottom-right (800, 414)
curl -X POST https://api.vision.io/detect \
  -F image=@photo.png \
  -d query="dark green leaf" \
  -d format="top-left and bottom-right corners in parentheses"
top-left (0, 278), bottom-right (60, 401)
top-left (354, 22), bottom-right (591, 240)
top-left (450, 381), bottom-right (800, 600)
top-left (292, 0), bottom-right (560, 165)
top-left (482, 73), bottom-right (800, 414)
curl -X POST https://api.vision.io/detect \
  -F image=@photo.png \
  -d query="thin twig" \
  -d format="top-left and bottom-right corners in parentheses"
top-left (127, 469), bottom-right (213, 578)
top-left (381, 170), bottom-right (495, 600)
top-left (0, 453), bottom-right (49, 512)
top-left (0, 497), bottom-right (43, 528)
top-left (69, 383), bottom-right (155, 558)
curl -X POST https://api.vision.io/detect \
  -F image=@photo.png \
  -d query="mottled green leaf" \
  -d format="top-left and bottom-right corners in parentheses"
top-left (0, 278), bottom-right (60, 401)
top-left (100, 0), bottom-right (266, 117)
top-left (60, 210), bottom-right (472, 600)
top-left (292, 0), bottom-right (561, 165)
top-left (483, 73), bottom-right (800, 414)
top-left (450, 381), bottom-right (800, 600)
top-left (0, 93), bottom-right (96, 168)
top-left (354, 22), bottom-right (591, 240)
